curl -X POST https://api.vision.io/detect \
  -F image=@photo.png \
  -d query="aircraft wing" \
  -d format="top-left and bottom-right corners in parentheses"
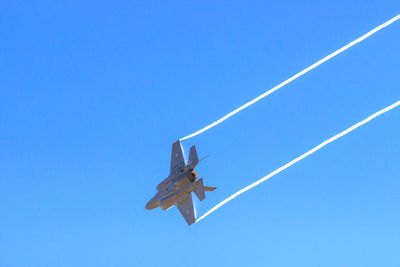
top-left (176, 194), bottom-right (196, 225)
top-left (170, 141), bottom-right (185, 174)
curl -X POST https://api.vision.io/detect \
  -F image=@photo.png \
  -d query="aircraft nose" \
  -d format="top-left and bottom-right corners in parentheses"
top-left (145, 195), bottom-right (160, 210)
top-left (145, 201), bottom-right (155, 210)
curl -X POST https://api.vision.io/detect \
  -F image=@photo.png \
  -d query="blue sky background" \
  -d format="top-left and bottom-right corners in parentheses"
top-left (1, 1), bottom-right (399, 266)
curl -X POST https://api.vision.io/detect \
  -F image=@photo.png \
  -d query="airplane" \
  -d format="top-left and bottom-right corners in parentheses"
top-left (145, 140), bottom-right (216, 225)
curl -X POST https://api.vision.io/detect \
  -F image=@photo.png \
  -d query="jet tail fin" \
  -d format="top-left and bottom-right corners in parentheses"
top-left (204, 186), bottom-right (216, 192)
top-left (188, 145), bottom-right (199, 167)
top-left (194, 179), bottom-right (216, 201)
top-left (194, 179), bottom-right (205, 201)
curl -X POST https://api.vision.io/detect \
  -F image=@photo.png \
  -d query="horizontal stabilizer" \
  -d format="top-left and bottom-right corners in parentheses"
top-left (194, 179), bottom-right (205, 201)
top-left (194, 179), bottom-right (216, 201)
top-left (188, 145), bottom-right (199, 167)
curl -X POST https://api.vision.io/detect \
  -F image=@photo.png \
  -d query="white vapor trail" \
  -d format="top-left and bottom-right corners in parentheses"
top-left (180, 14), bottom-right (400, 141)
top-left (196, 100), bottom-right (400, 223)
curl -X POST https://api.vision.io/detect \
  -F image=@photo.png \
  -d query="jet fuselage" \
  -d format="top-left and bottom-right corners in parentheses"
top-left (145, 167), bottom-right (197, 210)
top-left (145, 140), bottom-right (215, 225)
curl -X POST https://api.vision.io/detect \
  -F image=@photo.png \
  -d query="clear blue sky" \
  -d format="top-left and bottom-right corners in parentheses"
top-left (1, 1), bottom-right (399, 266)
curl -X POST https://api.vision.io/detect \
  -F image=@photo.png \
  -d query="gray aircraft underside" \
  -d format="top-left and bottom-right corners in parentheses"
top-left (145, 140), bottom-right (215, 225)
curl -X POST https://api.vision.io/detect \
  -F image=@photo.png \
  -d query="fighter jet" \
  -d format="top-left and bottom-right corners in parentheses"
top-left (145, 140), bottom-right (216, 225)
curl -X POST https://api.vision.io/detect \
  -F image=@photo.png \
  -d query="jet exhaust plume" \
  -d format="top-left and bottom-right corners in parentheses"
top-left (180, 14), bottom-right (400, 141)
top-left (196, 100), bottom-right (400, 223)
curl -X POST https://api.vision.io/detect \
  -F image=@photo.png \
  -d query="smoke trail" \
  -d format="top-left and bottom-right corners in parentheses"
top-left (180, 14), bottom-right (400, 141)
top-left (196, 100), bottom-right (400, 223)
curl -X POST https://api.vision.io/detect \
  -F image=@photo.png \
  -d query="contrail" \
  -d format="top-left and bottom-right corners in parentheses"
top-left (180, 14), bottom-right (400, 141)
top-left (196, 100), bottom-right (400, 223)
